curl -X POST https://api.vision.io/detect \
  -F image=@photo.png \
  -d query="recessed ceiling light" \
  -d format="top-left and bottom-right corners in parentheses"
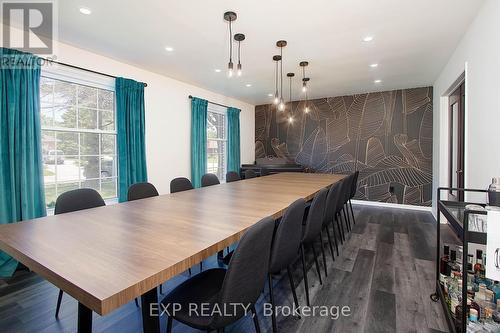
top-left (370, 63), bottom-right (378, 68)
top-left (363, 36), bottom-right (374, 42)
top-left (374, 79), bottom-right (382, 83)
top-left (268, 93), bottom-right (273, 97)
top-left (245, 84), bottom-right (252, 87)
top-left (164, 46), bottom-right (174, 52)
top-left (79, 7), bottom-right (92, 15)
top-left (214, 69), bottom-right (221, 73)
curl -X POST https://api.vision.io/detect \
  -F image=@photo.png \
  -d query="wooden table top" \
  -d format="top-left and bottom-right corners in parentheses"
top-left (0, 172), bottom-right (345, 315)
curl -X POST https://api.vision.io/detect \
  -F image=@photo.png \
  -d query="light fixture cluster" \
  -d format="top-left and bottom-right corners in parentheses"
top-left (271, 40), bottom-right (312, 123)
top-left (224, 11), bottom-right (245, 78)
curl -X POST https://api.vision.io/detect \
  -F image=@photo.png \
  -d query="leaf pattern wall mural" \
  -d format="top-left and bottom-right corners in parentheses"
top-left (255, 86), bottom-right (433, 206)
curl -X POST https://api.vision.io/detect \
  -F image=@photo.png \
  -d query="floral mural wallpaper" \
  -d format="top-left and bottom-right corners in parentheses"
top-left (255, 87), bottom-right (433, 206)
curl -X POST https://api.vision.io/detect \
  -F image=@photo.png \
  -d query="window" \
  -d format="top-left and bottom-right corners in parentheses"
top-left (206, 103), bottom-right (227, 182)
top-left (40, 76), bottom-right (117, 209)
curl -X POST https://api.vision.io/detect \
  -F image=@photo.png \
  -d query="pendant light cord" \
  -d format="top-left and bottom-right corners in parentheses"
top-left (238, 40), bottom-right (241, 64)
top-left (229, 19), bottom-right (233, 62)
top-left (275, 61), bottom-right (278, 93)
top-left (280, 47), bottom-right (283, 101)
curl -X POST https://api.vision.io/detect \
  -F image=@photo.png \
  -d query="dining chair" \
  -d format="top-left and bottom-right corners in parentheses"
top-left (161, 216), bottom-right (275, 333)
top-left (127, 182), bottom-right (159, 201)
top-left (226, 171), bottom-right (241, 183)
top-left (201, 173), bottom-right (220, 187)
top-left (268, 198), bottom-right (306, 333)
top-left (300, 187), bottom-right (329, 306)
top-left (244, 169), bottom-right (257, 179)
top-left (169, 177), bottom-right (198, 274)
top-left (127, 182), bottom-right (162, 299)
top-left (54, 188), bottom-right (105, 318)
top-left (170, 177), bottom-right (194, 193)
top-left (348, 171), bottom-right (359, 225)
top-left (323, 182), bottom-right (342, 259)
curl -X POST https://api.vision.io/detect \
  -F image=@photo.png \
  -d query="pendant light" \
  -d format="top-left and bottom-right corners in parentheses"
top-left (300, 61), bottom-right (310, 113)
top-left (234, 33), bottom-right (245, 76)
top-left (224, 11), bottom-right (237, 78)
top-left (272, 55), bottom-right (281, 104)
top-left (276, 40), bottom-right (287, 111)
top-left (287, 72), bottom-right (295, 122)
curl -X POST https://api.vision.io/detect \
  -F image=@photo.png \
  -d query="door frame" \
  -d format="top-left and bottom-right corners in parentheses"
top-left (448, 82), bottom-right (465, 201)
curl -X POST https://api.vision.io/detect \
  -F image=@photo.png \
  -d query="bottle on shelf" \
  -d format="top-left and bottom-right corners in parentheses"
top-left (441, 245), bottom-right (451, 275)
top-left (448, 250), bottom-right (461, 274)
top-left (475, 250), bottom-right (486, 280)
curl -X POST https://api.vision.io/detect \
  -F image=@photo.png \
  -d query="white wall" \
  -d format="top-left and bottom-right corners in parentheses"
top-left (48, 41), bottom-right (255, 194)
top-left (433, 0), bottom-right (500, 214)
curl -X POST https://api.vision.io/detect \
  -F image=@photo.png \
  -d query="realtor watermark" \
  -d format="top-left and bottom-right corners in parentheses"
top-left (1, 0), bottom-right (58, 67)
top-left (150, 303), bottom-right (351, 320)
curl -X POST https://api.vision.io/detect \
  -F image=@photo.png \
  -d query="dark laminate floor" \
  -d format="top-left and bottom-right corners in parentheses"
top-left (0, 205), bottom-right (448, 333)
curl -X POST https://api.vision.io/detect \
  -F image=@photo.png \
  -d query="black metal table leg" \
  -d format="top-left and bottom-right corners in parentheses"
top-left (78, 302), bottom-right (93, 333)
top-left (141, 287), bottom-right (160, 333)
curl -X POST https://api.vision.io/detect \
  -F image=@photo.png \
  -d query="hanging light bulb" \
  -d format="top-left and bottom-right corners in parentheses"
top-left (304, 105), bottom-right (310, 113)
top-left (278, 98), bottom-right (285, 111)
top-left (272, 55), bottom-right (281, 105)
top-left (288, 116), bottom-right (294, 123)
top-left (302, 81), bottom-right (307, 92)
top-left (234, 33), bottom-right (245, 77)
top-left (276, 40), bottom-right (287, 110)
top-left (224, 12), bottom-right (238, 78)
top-left (300, 61), bottom-right (309, 93)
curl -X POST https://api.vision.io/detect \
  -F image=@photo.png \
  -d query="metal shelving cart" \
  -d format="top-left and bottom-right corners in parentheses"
top-left (432, 187), bottom-right (490, 333)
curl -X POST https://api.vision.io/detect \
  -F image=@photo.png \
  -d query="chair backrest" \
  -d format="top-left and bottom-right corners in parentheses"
top-left (201, 173), bottom-right (220, 187)
top-left (302, 188), bottom-right (329, 244)
top-left (170, 177), bottom-right (193, 193)
top-left (127, 182), bottom-right (159, 201)
top-left (214, 216), bottom-right (275, 327)
top-left (54, 188), bottom-right (105, 215)
top-left (350, 171), bottom-right (359, 198)
top-left (324, 181), bottom-right (342, 225)
top-left (269, 198), bottom-right (306, 274)
top-left (226, 171), bottom-right (241, 183)
top-left (340, 175), bottom-right (352, 204)
top-left (244, 169), bottom-right (257, 179)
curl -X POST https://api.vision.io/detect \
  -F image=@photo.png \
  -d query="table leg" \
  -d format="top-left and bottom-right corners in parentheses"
top-left (78, 302), bottom-right (92, 333)
top-left (141, 287), bottom-right (160, 333)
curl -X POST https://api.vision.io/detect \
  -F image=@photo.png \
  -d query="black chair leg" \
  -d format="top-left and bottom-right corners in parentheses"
top-left (134, 298), bottom-right (139, 307)
top-left (300, 244), bottom-right (310, 307)
top-left (318, 234), bottom-right (328, 277)
top-left (200, 261), bottom-right (203, 271)
top-left (343, 206), bottom-right (351, 232)
top-left (330, 220), bottom-right (340, 254)
top-left (287, 265), bottom-right (300, 309)
top-left (349, 200), bottom-right (356, 225)
top-left (251, 306), bottom-right (261, 333)
top-left (335, 215), bottom-right (345, 244)
top-left (311, 243), bottom-right (323, 285)
top-left (338, 213), bottom-right (346, 243)
top-left (325, 226), bottom-right (337, 259)
top-left (159, 284), bottom-right (163, 294)
top-left (268, 274), bottom-right (277, 333)
top-left (188, 267), bottom-right (192, 275)
top-left (55, 289), bottom-right (63, 318)
top-left (167, 316), bottom-right (173, 333)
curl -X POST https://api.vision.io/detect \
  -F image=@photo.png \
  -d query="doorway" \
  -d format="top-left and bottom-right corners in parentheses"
top-left (448, 82), bottom-right (465, 201)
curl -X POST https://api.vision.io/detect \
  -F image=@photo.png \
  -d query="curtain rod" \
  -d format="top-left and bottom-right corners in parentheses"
top-left (43, 59), bottom-right (148, 87)
top-left (188, 95), bottom-right (230, 109)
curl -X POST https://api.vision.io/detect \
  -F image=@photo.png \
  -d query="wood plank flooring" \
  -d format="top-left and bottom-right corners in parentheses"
top-left (0, 205), bottom-right (448, 333)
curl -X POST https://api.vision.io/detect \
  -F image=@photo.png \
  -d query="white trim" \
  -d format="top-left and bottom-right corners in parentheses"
top-left (41, 63), bottom-right (115, 91)
top-left (351, 199), bottom-right (433, 212)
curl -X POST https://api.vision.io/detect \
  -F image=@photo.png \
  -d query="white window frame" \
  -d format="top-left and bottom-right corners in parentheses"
top-left (40, 65), bottom-right (118, 212)
top-left (206, 103), bottom-right (228, 182)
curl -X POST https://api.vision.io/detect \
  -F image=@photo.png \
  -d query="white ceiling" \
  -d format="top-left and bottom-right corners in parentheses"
top-left (57, 0), bottom-right (484, 105)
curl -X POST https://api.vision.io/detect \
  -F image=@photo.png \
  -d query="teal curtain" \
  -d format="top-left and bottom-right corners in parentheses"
top-left (0, 48), bottom-right (46, 277)
top-left (227, 107), bottom-right (241, 173)
top-left (190, 97), bottom-right (208, 188)
top-left (116, 77), bottom-right (148, 202)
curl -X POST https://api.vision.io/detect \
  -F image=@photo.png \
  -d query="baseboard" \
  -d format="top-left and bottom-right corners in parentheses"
top-left (351, 199), bottom-right (433, 212)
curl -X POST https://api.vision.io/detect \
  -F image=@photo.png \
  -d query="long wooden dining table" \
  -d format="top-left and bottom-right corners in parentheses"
top-left (0, 172), bottom-right (346, 333)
